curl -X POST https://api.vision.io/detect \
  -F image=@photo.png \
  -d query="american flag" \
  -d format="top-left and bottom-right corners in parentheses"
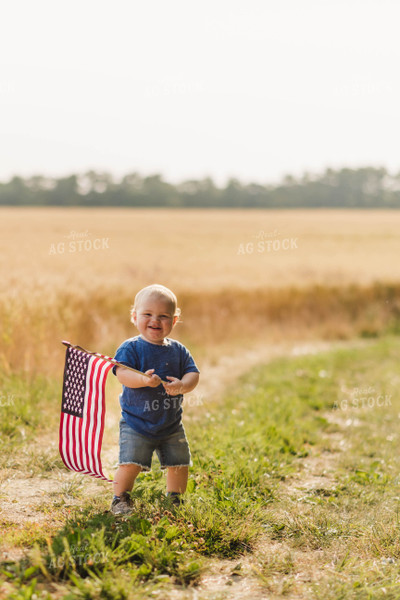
top-left (59, 345), bottom-right (113, 482)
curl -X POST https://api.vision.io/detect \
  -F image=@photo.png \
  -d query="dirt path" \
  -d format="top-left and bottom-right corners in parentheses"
top-left (1, 338), bottom-right (365, 594)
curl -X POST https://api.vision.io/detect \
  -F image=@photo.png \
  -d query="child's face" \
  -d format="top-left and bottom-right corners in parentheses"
top-left (132, 296), bottom-right (178, 345)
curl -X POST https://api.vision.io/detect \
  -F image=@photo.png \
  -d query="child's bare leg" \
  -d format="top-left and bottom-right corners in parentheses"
top-left (166, 466), bottom-right (188, 493)
top-left (113, 464), bottom-right (142, 496)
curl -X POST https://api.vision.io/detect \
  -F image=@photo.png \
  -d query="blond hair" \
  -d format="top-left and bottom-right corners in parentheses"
top-left (130, 284), bottom-right (181, 323)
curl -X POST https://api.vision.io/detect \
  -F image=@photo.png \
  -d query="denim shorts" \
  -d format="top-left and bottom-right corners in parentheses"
top-left (118, 418), bottom-right (192, 471)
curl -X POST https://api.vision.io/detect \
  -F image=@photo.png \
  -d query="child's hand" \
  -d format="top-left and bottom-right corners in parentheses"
top-left (163, 376), bottom-right (184, 396)
top-left (143, 369), bottom-right (162, 388)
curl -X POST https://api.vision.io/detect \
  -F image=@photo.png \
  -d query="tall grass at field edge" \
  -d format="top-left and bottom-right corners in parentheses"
top-left (1, 282), bottom-right (400, 376)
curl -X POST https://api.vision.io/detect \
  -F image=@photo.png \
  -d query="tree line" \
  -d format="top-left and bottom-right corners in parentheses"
top-left (1, 167), bottom-right (399, 208)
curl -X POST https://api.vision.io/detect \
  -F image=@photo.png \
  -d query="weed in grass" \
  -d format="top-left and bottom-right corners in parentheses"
top-left (25, 449), bottom-right (63, 476)
top-left (251, 552), bottom-right (295, 596)
top-left (252, 550), bottom-right (295, 578)
top-left (59, 477), bottom-right (84, 499)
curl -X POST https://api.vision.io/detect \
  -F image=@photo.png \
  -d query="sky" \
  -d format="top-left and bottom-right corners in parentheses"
top-left (1, 0), bottom-right (399, 185)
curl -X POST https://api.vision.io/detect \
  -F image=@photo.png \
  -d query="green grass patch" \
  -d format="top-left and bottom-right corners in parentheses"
top-left (1, 521), bottom-right (58, 550)
top-left (0, 372), bottom-right (60, 471)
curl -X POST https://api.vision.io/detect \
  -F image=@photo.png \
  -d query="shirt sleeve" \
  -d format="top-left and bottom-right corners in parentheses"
top-left (112, 341), bottom-right (139, 376)
top-left (180, 344), bottom-right (200, 376)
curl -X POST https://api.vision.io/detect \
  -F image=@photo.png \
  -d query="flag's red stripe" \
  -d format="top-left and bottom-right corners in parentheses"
top-left (71, 410), bottom-right (79, 471)
top-left (77, 409), bottom-right (84, 471)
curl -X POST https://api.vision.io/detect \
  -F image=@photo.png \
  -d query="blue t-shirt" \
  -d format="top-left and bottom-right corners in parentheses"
top-left (113, 336), bottom-right (200, 438)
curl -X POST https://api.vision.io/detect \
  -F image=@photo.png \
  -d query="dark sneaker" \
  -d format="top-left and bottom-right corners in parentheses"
top-left (110, 492), bottom-right (134, 516)
top-left (167, 492), bottom-right (184, 507)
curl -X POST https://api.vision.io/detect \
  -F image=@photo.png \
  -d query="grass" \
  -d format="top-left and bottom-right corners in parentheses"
top-left (0, 373), bottom-right (61, 473)
top-left (2, 336), bottom-right (400, 597)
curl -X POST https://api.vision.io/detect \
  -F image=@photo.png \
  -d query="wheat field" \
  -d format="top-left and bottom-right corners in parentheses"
top-left (1, 207), bottom-right (400, 374)
top-left (1, 207), bottom-right (400, 294)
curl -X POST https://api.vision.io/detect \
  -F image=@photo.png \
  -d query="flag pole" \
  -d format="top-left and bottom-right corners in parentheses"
top-left (61, 340), bottom-right (155, 380)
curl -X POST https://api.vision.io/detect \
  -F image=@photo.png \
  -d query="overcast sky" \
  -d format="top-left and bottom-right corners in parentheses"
top-left (1, 0), bottom-right (398, 185)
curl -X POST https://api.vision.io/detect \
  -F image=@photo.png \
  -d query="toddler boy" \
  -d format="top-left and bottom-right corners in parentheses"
top-left (111, 284), bottom-right (200, 515)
